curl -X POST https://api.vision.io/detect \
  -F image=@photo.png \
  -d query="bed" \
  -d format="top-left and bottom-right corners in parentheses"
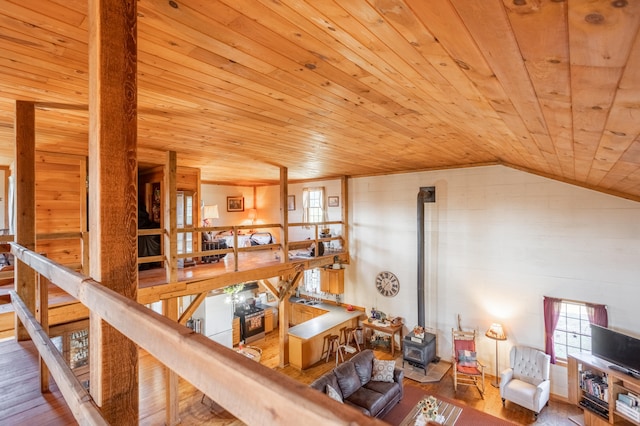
top-left (216, 232), bottom-right (275, 248)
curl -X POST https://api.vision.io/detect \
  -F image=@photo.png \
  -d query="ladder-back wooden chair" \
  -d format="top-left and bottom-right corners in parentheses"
top-left (452, 328), bottom-right (485, 398)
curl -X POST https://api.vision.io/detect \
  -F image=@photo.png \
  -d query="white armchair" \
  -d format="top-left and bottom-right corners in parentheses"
top-left (500, 346), bottom-right (551, 420)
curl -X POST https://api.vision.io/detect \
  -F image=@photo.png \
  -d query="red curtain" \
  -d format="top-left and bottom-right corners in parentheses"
top-left (543, 297), bottom-right (562, 364)
top-left (586, 303), bottom-right (608, 328)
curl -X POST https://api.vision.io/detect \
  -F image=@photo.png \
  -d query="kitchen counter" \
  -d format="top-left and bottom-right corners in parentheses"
top-left (288, 298), bottom-right (363, 339)
top-left (287, 297), bottom-right (364, 369)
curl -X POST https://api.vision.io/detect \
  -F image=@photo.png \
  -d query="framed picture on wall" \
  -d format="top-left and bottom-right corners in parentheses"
top-left (328, 196), bottom-right (339, 207)
top-left (227, 196), bottom-right (244, 212)
top-left (288, 195), bottom-right (296, 211)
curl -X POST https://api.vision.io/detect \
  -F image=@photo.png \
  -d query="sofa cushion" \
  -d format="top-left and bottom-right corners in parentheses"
top-left (334, 361), bottom-right (362, 398)
top-left (309, 371), bottom-right (341, 395)
top-left (352, 350), bottom-right (374, 385)
top-left (345, 387), bottom-right (387, 417)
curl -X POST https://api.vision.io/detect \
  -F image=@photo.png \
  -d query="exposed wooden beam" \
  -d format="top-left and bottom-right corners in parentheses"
top-left (87, 0), bottom-right (139, 420)
top-left (14, 100), bottom-right (36, 342)
top-left (177, 292), bottom-right (206, 325)
top-left (164, 151), bottom-right (177, 283)
top-left (163, 298), bottom-right (180, 426)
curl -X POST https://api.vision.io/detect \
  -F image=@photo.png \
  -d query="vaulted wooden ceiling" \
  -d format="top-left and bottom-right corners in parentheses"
top-left (1, 0), bottom-right (640, 198)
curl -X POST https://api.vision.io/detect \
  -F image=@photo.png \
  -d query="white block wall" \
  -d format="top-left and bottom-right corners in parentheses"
top-left (347, 165), bottom-right (640, 398)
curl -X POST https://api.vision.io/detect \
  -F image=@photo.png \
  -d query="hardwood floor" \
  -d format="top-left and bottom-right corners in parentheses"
top-left (0, 329), bottom-right (581, 425)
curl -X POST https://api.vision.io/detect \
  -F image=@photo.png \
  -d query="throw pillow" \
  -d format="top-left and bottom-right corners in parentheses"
top-left (458, 349), bottom-right (477, 367)
top-left (371, 358), bottom-right (395, 382)
top-left (326, 384), bottom-right (343, 403)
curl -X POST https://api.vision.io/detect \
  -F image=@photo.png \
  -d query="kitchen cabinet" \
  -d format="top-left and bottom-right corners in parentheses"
top-left (289, 303), bottom-right (326, 326)
top-left (264, 308), bottom-right (273, 333)
top-left (320, 268), bottom-right (344, 294)
top-left (232, 316), bottom-right (240, 346)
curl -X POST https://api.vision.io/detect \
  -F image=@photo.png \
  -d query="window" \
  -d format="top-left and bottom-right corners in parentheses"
top-left (302, 187), bottom-right (326, 224)
top-left (553, 301), bottom-right (592, 361)
top-left (543, 296), bottom-right (607, 364)
top-left (304, 268), bottom-right (320, 293)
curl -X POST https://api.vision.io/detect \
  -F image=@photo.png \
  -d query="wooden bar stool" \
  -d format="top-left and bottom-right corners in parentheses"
top-left (321, 334), bottom-right (339, 362)
top-left (338, 327), bottom-right (348, 345)
top-left (346, 327), bottom-right (362, 352)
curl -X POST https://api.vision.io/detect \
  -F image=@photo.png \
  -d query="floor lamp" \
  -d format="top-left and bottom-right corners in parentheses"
top-left (485, 323), bottom-right (507, 388)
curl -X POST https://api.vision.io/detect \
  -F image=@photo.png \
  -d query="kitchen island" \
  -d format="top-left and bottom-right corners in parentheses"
top-left (288, 298), bottom-right (364, 370)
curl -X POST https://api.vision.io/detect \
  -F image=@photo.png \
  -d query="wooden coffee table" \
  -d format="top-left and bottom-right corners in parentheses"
top-left (398, 396), bottom-right (462, 426)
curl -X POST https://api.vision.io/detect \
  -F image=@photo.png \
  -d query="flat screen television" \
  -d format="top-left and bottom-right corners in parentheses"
top-left (591, 324), bottom-right (640, 379)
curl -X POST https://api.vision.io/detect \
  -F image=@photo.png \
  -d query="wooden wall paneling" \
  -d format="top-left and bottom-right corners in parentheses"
top-left (87, 0), bottom-right (139, 421)
top-left (14, 100), bottom-right (36, 342)
top-left (34, 151), bottom-right (87, 269)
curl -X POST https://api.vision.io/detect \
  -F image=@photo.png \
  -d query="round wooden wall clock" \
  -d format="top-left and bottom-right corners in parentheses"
top-left (375, 271), bottom-right (399, 297)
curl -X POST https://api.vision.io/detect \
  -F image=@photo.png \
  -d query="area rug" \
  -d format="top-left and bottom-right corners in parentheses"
top-left (381, 384), bottom-right (518, 426)
top-left (395, 357), bottom-right (451, 383)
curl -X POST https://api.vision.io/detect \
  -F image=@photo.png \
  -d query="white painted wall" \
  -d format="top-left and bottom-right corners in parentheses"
top-left (346, 165), bottom-right (640, 398)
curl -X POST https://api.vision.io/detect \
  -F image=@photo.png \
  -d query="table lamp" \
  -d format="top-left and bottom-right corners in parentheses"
top-left (485, 323), bottom-right (507, 387)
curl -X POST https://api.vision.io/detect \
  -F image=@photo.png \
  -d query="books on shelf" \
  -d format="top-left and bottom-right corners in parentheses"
top-left (580, 370), bottom-right (609, 401)
top-left (618, 392), bottom-right (639, 407)
top-left (616, 392), bottom-right (640, 421)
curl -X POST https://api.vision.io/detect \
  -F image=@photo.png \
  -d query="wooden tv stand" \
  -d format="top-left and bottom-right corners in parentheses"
top-left (568, 353), bottom-right (640, 426)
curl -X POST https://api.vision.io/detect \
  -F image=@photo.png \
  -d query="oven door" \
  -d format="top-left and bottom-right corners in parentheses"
top-left (244, 311), bottom-right (265, 339)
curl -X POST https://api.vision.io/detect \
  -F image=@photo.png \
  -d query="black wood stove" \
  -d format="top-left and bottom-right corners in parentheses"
top-left (403, 331), bottom-right (437, 374)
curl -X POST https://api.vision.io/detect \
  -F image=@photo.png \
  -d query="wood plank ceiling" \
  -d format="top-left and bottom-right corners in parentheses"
top-left (1, 0), bottom-right (640, 198)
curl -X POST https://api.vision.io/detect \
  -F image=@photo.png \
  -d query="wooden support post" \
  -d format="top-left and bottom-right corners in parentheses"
top-left (88, 0), bottom-right (139, 422)
top-left (163, 298), bottom-right (180, 426)
top-left (14, 100), bottom-right (36, 342)
top-left (280, 167), bottom-right (289, 261)
top-left (278, 166), bottom-right (289, 367)
top-left (164, 151), bottom-right (177, 283)
top-left (38, 272), bottom-right (50, 392)
top-left (341, 176), bottom-right (349, 249)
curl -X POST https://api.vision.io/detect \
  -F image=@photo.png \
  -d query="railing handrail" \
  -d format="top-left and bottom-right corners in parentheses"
top-left (9, 242), bottom-right (379, 426)
top-left (10, 290), bottom-right (107, 426)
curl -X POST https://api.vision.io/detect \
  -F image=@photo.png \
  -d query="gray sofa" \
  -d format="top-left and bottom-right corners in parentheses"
top-left (309, 349), bottom-right (404, 418)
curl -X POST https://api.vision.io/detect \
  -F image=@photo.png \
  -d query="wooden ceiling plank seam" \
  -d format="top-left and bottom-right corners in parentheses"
top-left (449, 0), bottom-right (559, 169)
top-left (140, 1), bottom-right (412, 122)
top-left (503, 0), bottom-right (575, 179)
top-left (136, 10), bottom-right (430, 141)
top-left (588, 20), bottom-right (640, 188)
top-left (568, 0), bottom-right (640, 185)
top-left (404, 0), bottom-right (542, 171)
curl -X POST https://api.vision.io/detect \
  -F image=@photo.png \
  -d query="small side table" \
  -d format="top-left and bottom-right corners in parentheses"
top-left (361, 320), bottom-right (403, 357)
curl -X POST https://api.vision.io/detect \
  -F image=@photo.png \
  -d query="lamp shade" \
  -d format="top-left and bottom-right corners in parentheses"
top-left (203, 205), bottom-right (219, 220)
top-left (485, 323), bottom-right (507, 341)
top-left (248, 208), bottom-right (257, 220)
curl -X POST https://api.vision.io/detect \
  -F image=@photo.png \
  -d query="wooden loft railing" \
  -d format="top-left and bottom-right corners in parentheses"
top-left (8, 242), bottom-right (379, 426)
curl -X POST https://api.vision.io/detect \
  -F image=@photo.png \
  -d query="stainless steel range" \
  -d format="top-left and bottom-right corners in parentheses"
top-left (235, 304), bottom-right (265, 344)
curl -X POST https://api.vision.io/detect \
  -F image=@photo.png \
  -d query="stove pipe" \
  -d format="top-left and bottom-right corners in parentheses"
top-left (417, 186), bottom-right (435, 327)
